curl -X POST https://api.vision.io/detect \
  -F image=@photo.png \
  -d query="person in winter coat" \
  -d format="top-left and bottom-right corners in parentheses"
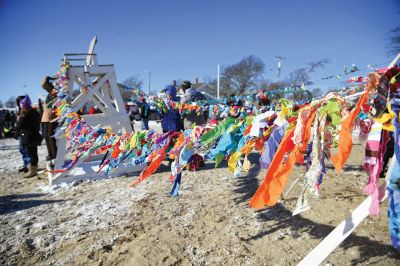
top-left (0, 111), bottom-right (4, 139)
top-left (180, 80), bottom-right (207, 129)
top-left (41, 76), bottom-right (58, 161)
top-left (10, 111), bottom-right (16, 129)
top-left (88, 106), bottom-right (96, 114)
top-left (3, 110), bottom-right (11, 129)
top-left (16, 95), bottom-right (43, 178)
top-left (139, 97), bottom-right (150, 130)
top-left (161, 85), bottom-right (183, 133)
top-left (16, 95), bottom-right (31, 173)
top-left (180, 81), bottom-right (206, 170)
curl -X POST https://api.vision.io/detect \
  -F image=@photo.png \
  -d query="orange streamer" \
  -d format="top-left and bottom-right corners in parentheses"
top-left (129, 150), bottom-right (167, 187)
top-left (111, 145), bottom-right (121, 159)
top-left (129, 137), bottom-right (172, 187)
top-left (250, 127), bottom-right (296, 208)
top-left (331, 89), bottom-right (370, 171)
top-left (295, 107), bottom-right (318, 164)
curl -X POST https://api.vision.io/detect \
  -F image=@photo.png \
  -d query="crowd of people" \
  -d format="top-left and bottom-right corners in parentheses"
top-left (158, 81), bottom-right (205, 170)
top-left (0, 109), bottom-right (17, 138)
top-left (0, 77), bottom-right (58, 178)
top-left (161, 80), bottom-right (206, 132)
top-left (158, 81), bottom-right (275, 129)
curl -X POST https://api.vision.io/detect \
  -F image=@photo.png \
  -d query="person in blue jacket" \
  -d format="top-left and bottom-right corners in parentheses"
top-left (161, 85), bottom-right (183, 133)
top-left (139, 97), bottom-right (150, 130)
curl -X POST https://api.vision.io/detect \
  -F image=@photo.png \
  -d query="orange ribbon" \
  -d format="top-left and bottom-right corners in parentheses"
top-left (331, 89), bottom-right (370, 171)
top-left (250, 127), bottom-right (296, 208)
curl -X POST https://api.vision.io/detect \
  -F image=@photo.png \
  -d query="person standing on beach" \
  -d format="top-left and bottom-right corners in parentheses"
top-left (180, 80), bottom-right (207, 129)
top-left (10, 111), bottom-right (16, 129)
top-left (161, 85), bottom-right (183, 133)
top-left (0, 110), bottom-right (4, 139)
top-left (180, 80), bottom-right (206, 170)
top-left (15, 96), bottom-right (31, 173)
top-left (139, 97), bottom-right (150, 130)
top-left (41, 76), bottom-right (58, 162)
top-left (16, 95), bottom-right (43, 178)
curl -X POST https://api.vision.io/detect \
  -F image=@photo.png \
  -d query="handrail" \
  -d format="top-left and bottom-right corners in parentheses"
top-left (64, 53), bottom-right (97, 56)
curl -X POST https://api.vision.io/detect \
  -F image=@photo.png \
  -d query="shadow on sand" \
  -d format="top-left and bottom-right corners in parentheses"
top-left (242, 204), bottom-right (399, 264)
top-left (0, 193), bottom-right (64, 215)
top-left (232, 152), bottom-right (262, 204)
top-left (231, 153), bottom-right (400, 265)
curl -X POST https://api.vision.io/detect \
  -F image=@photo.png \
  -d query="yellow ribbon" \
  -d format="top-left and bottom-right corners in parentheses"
top-left (374, 101), bottom-right (395, 131)
top-left (228, 151), bottom-right (242, 173)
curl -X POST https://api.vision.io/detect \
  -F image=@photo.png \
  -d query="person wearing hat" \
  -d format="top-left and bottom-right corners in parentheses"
top-left (15, 95), bottom-right (31, 173)
top-left (41, 76), bottom-right (58, 162)
top-left (139, 96), bottom-right (150, 130)
top-left (16, 95), bottom-right (43, 178)
top-left (161, 85), bottom-right (183, 133)
top-left (258, 90), bottom-right (271, 108)
top-left (180, 80), bottom-right (207, 170)
top-left (180, 80), bottom-right (207, 129)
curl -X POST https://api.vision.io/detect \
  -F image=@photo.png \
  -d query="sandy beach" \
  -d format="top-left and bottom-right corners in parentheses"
top-left (1, 136), bottom-right (399, 265)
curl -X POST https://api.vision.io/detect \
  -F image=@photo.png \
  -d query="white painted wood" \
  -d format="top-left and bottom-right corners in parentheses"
top-left (49, 38), bottom-right (137, 185)
top-left (388, 52), bottom-right (400, 68)
top-left (297, 158), bottom-right (394, 266)
top-left (86, 36), bottom-right (97, 66)
top-left (50, 160), bottom-right (144, 186)
top-left (343, 91), bottom-right (365, 101)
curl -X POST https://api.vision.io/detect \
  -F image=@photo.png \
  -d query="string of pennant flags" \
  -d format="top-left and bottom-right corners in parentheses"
top-left (321, 64), bottom-right (360, 80)
top-left (50, 62), bottom-right (400, 250)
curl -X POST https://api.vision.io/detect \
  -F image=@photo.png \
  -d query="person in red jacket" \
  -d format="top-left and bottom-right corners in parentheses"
top-left (88, 106), bottom-right (96, 114)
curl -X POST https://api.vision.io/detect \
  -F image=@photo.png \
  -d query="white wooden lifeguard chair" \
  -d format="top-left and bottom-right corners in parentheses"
top-left (48, 36), bottom-right (144, 185)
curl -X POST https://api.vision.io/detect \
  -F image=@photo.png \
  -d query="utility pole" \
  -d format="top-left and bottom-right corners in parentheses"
top-left (217, 64), bottom-right (220, 99)
top-left (145, 70), bottom-right (151, 96)
top-left (275, 56), bottom-right (285, 82)
top-left (148, 71), bottom-right (151, 96)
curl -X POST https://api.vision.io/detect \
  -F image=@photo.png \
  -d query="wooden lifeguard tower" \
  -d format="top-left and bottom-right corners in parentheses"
top-left (49, 37), bottom-right (144, 185)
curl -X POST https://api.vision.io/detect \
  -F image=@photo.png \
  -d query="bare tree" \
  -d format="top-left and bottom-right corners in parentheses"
top-left (221, 55), bottom-right (265, 96)
top-left (387, 26), bottom-right (400, 55)
top-left (0, 100), bottom-right (3, 108)
top-left (287, 59), bottom-right (329, 86)
top-left (307, 59), bottom-right (330, 73)
top-left (123, 75), bottom-right (143, 90)
top-left (288, 68), bottom-right (310, 86)
top-left (256, 78), bottom-right (270, 91)
top-left (256, 78), bottom-right (289, 91)
top-left (219, 75), bottom-right (234, 96)
top-left (119, 75), bottom-right (144, 101)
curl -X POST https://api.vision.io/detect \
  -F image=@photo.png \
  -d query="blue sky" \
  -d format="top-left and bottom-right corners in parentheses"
top-left (0, 0), bottom-right (399, 103)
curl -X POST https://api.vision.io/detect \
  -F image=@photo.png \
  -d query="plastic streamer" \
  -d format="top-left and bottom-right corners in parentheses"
top-left (48, 62), bottom-right (400, 250)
